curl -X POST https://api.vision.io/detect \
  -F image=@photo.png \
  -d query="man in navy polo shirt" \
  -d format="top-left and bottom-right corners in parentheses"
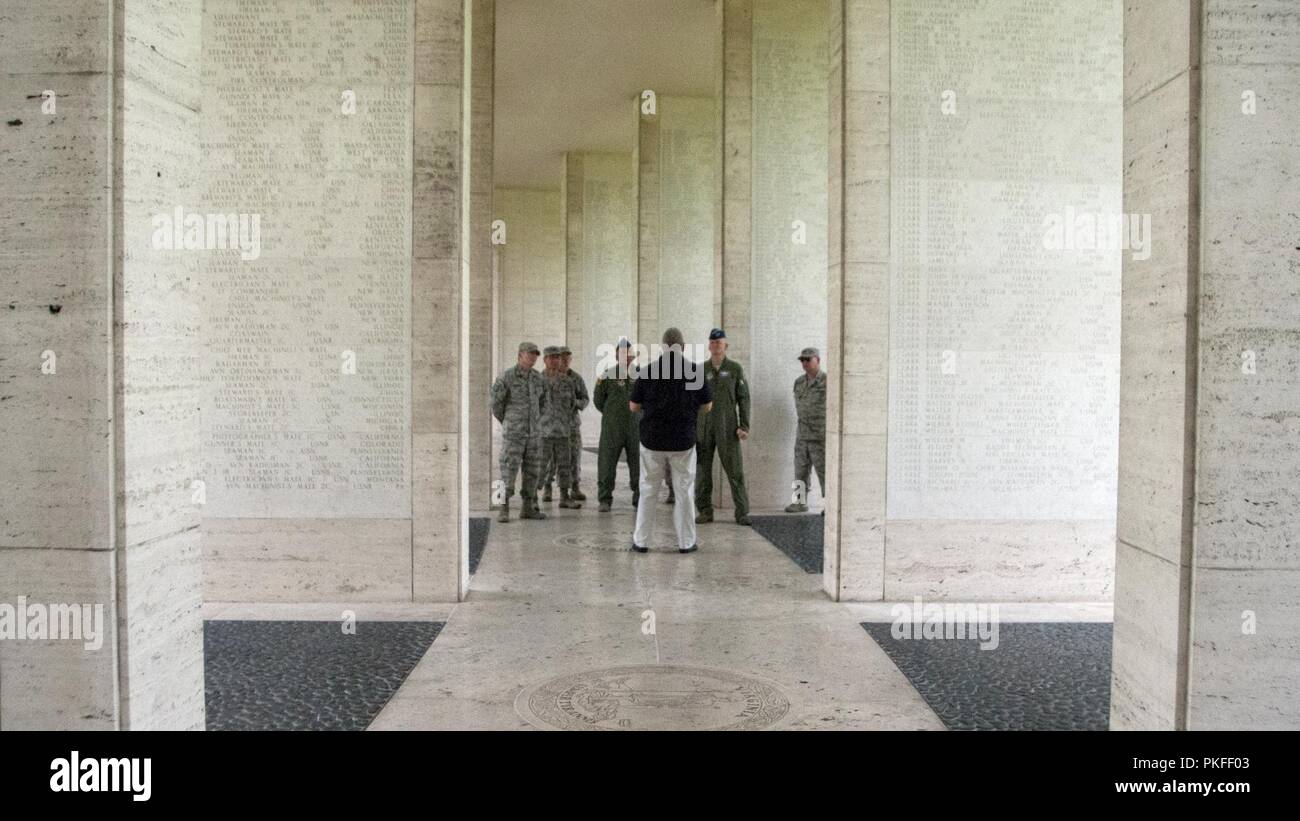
top-left (628, 328), bottom-right (714, 553)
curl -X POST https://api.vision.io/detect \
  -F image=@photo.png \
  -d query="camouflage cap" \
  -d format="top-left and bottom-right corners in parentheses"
top-left (543, 345), bottom-right (563, 356)
top-left (518, 341), bottom-right (540, 354)
top-left (559, 345), bottom-right (572, 355)
top-left (798, 347), bottom-right (820, 360)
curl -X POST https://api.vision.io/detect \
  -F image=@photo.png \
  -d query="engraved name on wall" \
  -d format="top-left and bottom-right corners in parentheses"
top-left (887, 0), bottom-right (1122, 520)
top-left (201, 0), bottom-right (414, 518)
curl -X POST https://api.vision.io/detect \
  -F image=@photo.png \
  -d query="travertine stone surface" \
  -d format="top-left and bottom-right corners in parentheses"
top-left (637, 96), bottom-right (716, 349)
top-left (0, 0), bottom-right (205, 729)
top-left (466, 0), bottom-right (496, 511)
top-left (412, 0), bottom-right (469, 602)
top-left (746, 0), bottom-right (829, 511)
top-left (197, 0), bottom-right (469, 603)
top-left (825, 0), bottom-right (890, 600)
top-left (1187, 0), bottom-right (1298, 729)
top-left (564, 153), bottom-right (637, 440)
top-left (201, 0), bottom-right (414, 521)
top-left (1113, 0), bottom-right (1300, 730)
top-left (886, 0), bottom-right (1121, 588)
top-left (495, 188), bottom-right (566, 369)
top-left (116, 0), bottom-right (206, 731)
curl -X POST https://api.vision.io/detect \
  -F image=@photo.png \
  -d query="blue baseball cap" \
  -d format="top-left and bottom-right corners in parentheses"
top-left (709, 328), bottom-right (726, 340)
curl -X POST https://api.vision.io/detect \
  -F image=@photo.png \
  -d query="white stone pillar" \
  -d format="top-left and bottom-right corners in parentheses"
top-left (466, 0), bottom-right (495, 511)
top-left (717, 0), bottom-right (829, 513)
top-left (0, 0), bottom-right (205, 729)
top-left (636, 95), bottom-right (717, 350)
top-left (412, 0), bottom-right (471, 600)
top-left (564, 152), bottom-right (637, 436)
top-left (1112, 0), bottom-right (1300, 730)
top-left (824, 0), bottom-right (890, 600)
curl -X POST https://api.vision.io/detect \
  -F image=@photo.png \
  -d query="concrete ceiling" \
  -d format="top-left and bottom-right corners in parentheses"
top-left (493, 0), bottom-right (717, 190)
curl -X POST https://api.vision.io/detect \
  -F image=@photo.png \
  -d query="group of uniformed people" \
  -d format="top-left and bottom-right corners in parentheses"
top-left (490, 328), bottom-right (827, 523)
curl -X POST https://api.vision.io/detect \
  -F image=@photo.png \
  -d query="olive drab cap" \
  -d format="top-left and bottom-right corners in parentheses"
top-left (518, 341), bottom-right (540, 354)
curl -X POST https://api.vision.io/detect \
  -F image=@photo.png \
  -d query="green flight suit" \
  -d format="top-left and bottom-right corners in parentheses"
top-left (593, 365), bottom-right (640, 505)
top-left (696, 356), bottom-right (750, 520)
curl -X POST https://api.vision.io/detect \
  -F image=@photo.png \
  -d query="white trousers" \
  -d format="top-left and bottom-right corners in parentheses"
top-left (633, 446), bottom-right (697, 551)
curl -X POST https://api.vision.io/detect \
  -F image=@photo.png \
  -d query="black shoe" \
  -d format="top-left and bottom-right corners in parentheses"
top-left (736, 515), bottom-right (752, 526)
top-left (631, 542), bottom-right (648, 553)
top-left (679, 544), bottom-right (698, 554)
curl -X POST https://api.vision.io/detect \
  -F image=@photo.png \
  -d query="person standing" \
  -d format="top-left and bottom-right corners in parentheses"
top-left (491, 341), bottom-right (548, 522)
top-left (695, 328), bottom-right (752, 526)
top-left (561, 345), bottom-right (589, 501)
top-left (593, 337), bottom-right (640, 512)
top-left (539, 345), bottom-right (589, 502)
top-left (538, 346), bottom-right (581, 509)
top-left (629, 328), bottom-right (714, 553)
top-left (786, 347), bottom-right (827, 513)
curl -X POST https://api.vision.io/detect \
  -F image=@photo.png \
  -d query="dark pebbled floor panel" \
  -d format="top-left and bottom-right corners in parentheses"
top-left (205, 620), bottom-right (444, 731)
top-left (861, 621), bottom-right (1112, 731)
top-left (749, 514), bottom-right (824, 573)
top-left (469, 516), bottom-right (490, 575)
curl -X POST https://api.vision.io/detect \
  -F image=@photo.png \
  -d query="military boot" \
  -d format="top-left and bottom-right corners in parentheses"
top-left (542, 484), bottom-right (553, 503)
top-left (570, 484), bottom-right (586, 501)
top-left (784, 503), bottom-right (808, 513)
top-left (521, 499), bottom-right (547, 520)
top-left (558, 488), bottom-right (581, 509)
top-left (497, 500), bottom-right (510, 522)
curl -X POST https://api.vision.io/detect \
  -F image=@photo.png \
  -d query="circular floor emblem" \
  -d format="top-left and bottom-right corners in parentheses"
top-left (515, 664), bottom-right (791, 730)
top-left (553, 531), bottom-right (679, 551)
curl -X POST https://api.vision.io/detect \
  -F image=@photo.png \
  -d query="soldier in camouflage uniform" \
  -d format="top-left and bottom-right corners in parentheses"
top-left (541, 346), bottom-right (590, 501)
top-left (538, 346), bottom-right (582, 509)
top-left (786, 347), bottom-right (827, 513)
top-left (491, 341), bottom-right (548, 522)
top-left (593, 337), bottom-right (640, 512)
top-left (562, 346), bottom-right (589, 500)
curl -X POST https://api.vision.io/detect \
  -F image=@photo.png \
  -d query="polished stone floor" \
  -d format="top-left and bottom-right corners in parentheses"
top-left (371, 463), bottom-right (946, 730)
top-left (203, 450), bottom-right (1115, 730)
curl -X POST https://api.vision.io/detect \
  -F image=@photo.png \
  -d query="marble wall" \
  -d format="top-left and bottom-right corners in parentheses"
top-left (466, 0), bottom-right (496, 513)
top-left (638, 96), bottom-right (717, 351)
top-left (494, 184), bottom-right (566, 464)
top-left (564, 153), bottom-right (638, 440)
top-left (0, 0), bottom-right (205, 729)
top-left (746, 0), bottom-right (829, 510)
top-left (825, 0), bottom-right (1122, 601)
top-left (495, 188), bottom-right (566, 379)
top-left (1112, 0), bottom-right (1300, 730)
top-left (199, 0), bottom-right (471, 603)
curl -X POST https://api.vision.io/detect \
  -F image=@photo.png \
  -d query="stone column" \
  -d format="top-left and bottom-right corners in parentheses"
top-left (564, 152), bottom-right (637, 436)
top-left (1111, 0), bottom-right (1300, 730)
top-left (717, 0), bottom-right (829, 513)
top-left (466, 0), bottom-right (494, 512)
top-left (495, 187), bottom-right (566, 370)
top-left (412, 0), bottom-right (471, 601)
top-left (636, 95), bottom-right (716, 349)
top-left (823, 0), bottom-right (889, 601)
top-left (0, 0), bottom-right (205, 729)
